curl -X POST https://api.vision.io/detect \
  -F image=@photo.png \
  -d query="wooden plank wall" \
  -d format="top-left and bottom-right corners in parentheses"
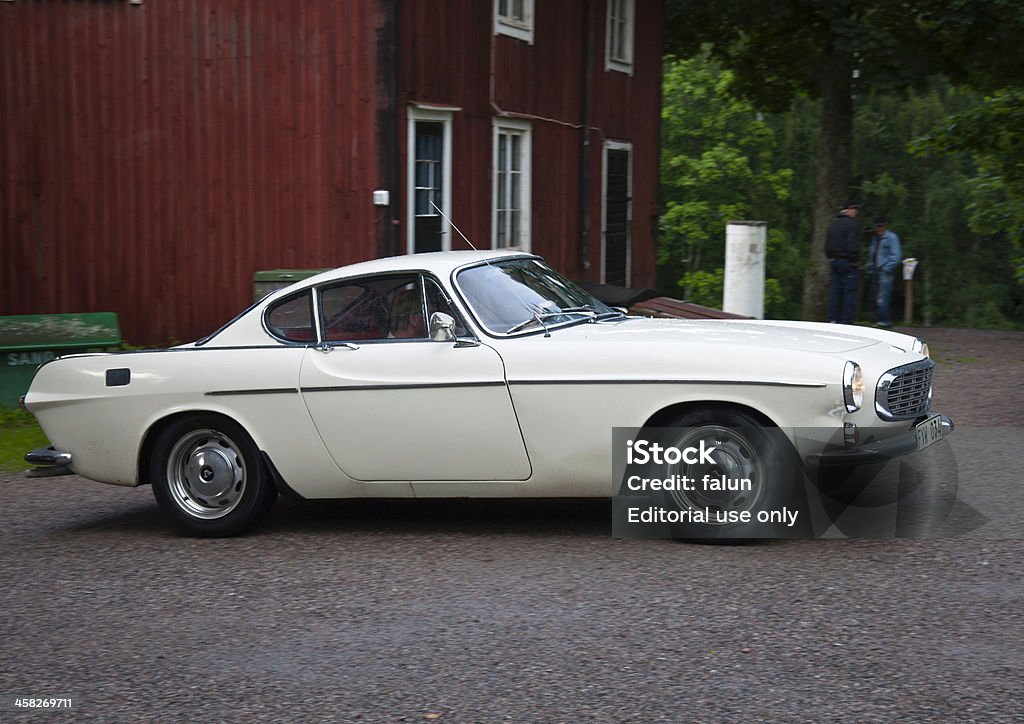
top-left (1, 0), bottom-right (663, 344)
top-left (1, 0), bottom-right (382, 344)
top-left (398, 0), bottom-right (663, 288)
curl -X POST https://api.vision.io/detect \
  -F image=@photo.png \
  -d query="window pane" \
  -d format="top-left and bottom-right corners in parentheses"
top-left (494, 124), bottom-right (529, 251)
top-left (511, 134), bottom-right (521, 171)
top-left (457, 258), bottom-right (614, 334)
top-left (266, 292), bottom-right (314, 342)
top-left (387, 280), bottom-right (427, 339)
top-left (497, 210), bottom-right (508, 247)
top-left (322, 276), bottom-right (424, 342)
top-left (425, 277), bottom-right (468, 337)
top-left (608, 0), bottom-right (632, 64)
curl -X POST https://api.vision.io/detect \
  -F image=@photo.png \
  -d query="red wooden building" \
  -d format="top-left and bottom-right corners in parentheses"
top-left (1, 0), bottom-right (663, 344)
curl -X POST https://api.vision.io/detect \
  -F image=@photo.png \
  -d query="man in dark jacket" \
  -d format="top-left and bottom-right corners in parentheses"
top-left (824, 202), bottom-right (862, 324)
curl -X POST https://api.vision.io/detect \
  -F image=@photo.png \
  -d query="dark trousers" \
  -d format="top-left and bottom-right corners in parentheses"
top-left (828, 258), bottom-right (859, 324)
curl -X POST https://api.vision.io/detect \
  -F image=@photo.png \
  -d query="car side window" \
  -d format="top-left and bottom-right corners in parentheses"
top-left (425, 277), bottom-right (468, 337)
top-left (321, 275), bottom-right (426, 342)
top-left (265, 291), bottom-right (315, 343)
top-left (387, 281), bottom-right (427, 339)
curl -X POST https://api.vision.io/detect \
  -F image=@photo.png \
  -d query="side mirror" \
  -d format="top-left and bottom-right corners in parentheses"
top-left (429, 312), bottom-right (456, 342)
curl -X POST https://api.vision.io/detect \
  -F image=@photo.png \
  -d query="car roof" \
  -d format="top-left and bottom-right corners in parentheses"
top-left (296, 249), bottom-right (534, 287)
top-left (197, 250), bottom-right (537, 347)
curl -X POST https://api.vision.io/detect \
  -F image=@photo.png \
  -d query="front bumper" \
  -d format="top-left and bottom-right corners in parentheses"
top-left (805, 413), bottom-right (954, 467)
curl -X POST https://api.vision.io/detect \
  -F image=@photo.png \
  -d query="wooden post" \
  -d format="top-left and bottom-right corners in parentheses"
top-left (901, 258), bottom-right (918, 325)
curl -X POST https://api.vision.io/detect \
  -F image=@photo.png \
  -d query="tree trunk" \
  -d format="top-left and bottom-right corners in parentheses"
top-left (802, 73), bottom-right (854, 320)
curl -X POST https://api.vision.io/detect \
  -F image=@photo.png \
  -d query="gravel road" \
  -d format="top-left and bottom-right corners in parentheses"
top-left (1, 327), bottom-right (1021, 722)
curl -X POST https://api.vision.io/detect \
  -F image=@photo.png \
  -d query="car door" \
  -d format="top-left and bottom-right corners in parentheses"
top-left (299, 273), bottom-right (531, 482)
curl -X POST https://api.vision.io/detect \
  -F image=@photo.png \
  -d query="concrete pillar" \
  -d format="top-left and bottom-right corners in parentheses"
top-left (723, 221), bottom-right (767, 319)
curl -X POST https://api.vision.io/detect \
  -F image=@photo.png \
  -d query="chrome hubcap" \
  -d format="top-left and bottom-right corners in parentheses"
top-left (167, 429), bottom-right (246, 519)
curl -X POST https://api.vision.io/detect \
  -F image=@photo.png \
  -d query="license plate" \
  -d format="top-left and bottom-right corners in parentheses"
top-left (915, 414), bottom-right (943, 451)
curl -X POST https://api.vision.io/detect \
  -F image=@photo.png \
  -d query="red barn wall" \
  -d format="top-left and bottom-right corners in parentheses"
top-left (396, 0), bottom-right (662, 288)
top-left (1, 0), bottom-right (382, 344)
top-left (2, 0), bottom-right (663, 345)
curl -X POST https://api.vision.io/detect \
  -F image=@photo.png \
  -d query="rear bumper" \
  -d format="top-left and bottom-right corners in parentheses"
top-left (24, 447), bottom-right (74, 478)
top-left (26, 447), bottom-right (73, 466)
top-left (806, 414), bottom-right (954, 467)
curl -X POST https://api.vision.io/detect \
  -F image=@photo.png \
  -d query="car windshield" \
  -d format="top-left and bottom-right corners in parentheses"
top-left (456, 257), bottom-right (620, 335)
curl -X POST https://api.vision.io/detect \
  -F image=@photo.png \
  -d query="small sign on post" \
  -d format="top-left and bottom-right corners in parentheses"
top-left (902, 258), bottom-right (919, 324)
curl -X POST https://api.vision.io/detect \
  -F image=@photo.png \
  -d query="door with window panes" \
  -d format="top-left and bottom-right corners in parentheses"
top-left (603, 144), bottom-right (632, 286)
top-left (413, 121), bottom-right (444, 252)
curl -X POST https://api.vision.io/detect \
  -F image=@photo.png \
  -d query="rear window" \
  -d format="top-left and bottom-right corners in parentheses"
top-left (265, 291), bottom-right (315, 343)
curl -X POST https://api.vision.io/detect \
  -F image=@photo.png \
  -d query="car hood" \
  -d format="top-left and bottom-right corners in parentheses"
top-left (565, 317), bottom-right (883, 354)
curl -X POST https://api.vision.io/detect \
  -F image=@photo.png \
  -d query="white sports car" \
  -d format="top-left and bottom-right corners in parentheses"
top-left (22, 251), bottom-right (952, 536)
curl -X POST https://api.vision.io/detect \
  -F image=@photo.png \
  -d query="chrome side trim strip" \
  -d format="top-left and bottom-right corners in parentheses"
top-left (301, 381), bottom-right (505, 393)
top-left (506, 379), bottom-right (827, 388)
top-left (205, 388), bottom-right (300, 396)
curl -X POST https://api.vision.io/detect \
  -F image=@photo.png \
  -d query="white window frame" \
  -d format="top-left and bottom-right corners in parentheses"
top-left (492, 118), bottom-right (532, 251)
top-left (494, 0), bottom-right (534, 45)
top-left (407, 106), bottom-right (455, 254)
top-left (605, 0), bottom-right (635, 75)
top-left (601, 140), bottom-right (633, 286)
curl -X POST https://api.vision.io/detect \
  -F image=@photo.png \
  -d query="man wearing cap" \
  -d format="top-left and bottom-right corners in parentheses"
top-left (824, 202), bottom-right (862, 324)
top-left (867, 217), bottom-right (902, 328)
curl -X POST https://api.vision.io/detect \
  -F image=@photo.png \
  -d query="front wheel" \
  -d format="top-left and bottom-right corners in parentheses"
top-left (150, 415), bottom-right (277, 537)
top-left (639, 408), bottom-right (806, 540)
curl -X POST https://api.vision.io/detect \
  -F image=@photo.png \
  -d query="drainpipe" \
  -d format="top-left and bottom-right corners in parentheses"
top-left (578, 0), bottom-right (594, 272)
top-left (375, 0), bottom-right (399, 258)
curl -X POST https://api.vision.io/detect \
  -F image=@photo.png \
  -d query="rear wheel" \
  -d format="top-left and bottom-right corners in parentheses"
top-left (150, 415), bottom-right (277, 537)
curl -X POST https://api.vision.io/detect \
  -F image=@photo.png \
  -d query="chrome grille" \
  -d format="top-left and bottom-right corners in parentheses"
top-left (875, 359), bottom-right (934, 421)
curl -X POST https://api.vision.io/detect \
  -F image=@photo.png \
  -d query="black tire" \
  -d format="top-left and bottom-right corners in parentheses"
top-left (639, 408), bottom-right (806, 540)
top-left (150, 414), bottom-right (277, 537)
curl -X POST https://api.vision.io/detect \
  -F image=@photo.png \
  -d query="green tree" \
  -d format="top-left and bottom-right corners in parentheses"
top-left (665, 0), bottom-right (1024, 321)
top-left (851, 81), bottom-right (1022, 327)
top-left (659, 53), bottom-right (792, 312)
top-left (914, 89), bottom-right (1024, 289)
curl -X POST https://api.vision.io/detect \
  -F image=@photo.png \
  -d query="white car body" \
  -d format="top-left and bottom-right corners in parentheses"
top-left (23, 251), bottom-right (949, 535)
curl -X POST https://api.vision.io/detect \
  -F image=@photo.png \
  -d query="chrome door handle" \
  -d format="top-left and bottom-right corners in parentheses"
top-left (318, 342), bottom-right (359, 352)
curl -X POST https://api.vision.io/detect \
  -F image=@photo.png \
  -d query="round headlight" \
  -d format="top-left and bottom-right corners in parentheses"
top-left (843, 361), bottom-right (864, 413)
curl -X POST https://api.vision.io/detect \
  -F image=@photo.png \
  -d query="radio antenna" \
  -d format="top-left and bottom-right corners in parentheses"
top-left (428, 200), bottom-right (550, 334)
top-left (430, 200), bottom-right (480, 252)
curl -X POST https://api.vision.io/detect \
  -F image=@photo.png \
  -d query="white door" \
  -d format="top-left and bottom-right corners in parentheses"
top-left (299, 274), bottom-right (531, 482)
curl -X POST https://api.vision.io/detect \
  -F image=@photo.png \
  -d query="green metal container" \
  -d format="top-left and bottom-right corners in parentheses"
top-left (0, 312), bottom-right (121, 407)
top-left (253, 269), bottom-right (328, 302)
